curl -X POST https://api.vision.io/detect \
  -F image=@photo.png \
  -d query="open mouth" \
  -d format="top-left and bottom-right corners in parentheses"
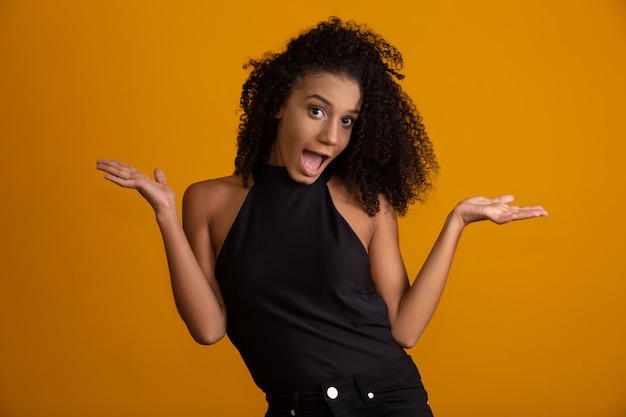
top-left (302, 150), bottom-right (329, 173)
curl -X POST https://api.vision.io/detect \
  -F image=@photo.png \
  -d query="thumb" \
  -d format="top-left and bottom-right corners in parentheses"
top-left (154, 168), bottom-right (167, 185)
top-left (492, 194), bottom-right (514, 204)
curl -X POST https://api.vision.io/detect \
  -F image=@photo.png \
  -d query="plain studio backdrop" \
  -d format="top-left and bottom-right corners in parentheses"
top-left (1, 1), bottom-right (625, 416)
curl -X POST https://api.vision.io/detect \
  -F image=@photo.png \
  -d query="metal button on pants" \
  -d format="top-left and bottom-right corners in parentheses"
top-left (265, 356), bottom-right (434, 417)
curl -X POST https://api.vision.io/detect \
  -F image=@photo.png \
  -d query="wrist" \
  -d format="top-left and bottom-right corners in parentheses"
top-left (448, 207), bottom-right (469, 230)
top-left (155, 206), bottom-right (180, 225)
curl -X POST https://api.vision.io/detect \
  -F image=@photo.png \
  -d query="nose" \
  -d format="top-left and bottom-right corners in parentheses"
top-left (318, 120), bottom-right (339, 146)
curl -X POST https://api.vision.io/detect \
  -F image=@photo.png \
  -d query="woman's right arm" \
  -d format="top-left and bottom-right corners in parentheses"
top-left (96, 159), bottom-right (227, 345)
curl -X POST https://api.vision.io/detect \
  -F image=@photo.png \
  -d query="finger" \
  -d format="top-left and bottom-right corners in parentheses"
top-left (108, 159), bottom-right (131, 169)
top-left (96, 159), bottom-right (118, 171)
top-left (511, 208), bottom-right (548, 220)
top-left (103, 173), bottom-right (135, 188)
top-left (496, 213), bottom-right (519, 224)
top-left (114, 163), bottom-right (140, 181)
top-left (521, 205), bottom-right (547, 212)
top-left (97, 159), bottom-right (127, 170)
top-left (97, 161), bottom-right (124, 177)
top-left (492, 195), bottom-right (514, 204)
top-left (97, 160), bottom-right (129, 177)
top-left (154, 168), bottom-right (167, 185)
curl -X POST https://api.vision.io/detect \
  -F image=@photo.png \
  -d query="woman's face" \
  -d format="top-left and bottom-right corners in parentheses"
top-left (268, 72), bottom-right (362, 184)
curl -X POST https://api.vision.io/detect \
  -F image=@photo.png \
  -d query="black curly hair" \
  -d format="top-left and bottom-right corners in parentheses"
top-left (234, 17), bottom-right (438, 216)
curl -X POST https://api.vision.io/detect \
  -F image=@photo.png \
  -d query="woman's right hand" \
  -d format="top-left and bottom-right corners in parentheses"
top-left (96, 159), bottom-right (176, 213)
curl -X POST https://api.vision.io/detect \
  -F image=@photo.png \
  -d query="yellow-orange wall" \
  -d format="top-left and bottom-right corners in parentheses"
top-left (1, 1), bottom-right (625, 416)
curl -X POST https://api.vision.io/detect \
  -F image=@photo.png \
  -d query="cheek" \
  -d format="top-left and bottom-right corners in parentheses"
top-left (338, 130), bottom-right (352, 150)
top-left (284, 112), bottom-right (311, 133)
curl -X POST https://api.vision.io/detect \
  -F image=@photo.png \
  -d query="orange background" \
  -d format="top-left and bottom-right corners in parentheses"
top-left (1, 1), bottom-right (625, 416)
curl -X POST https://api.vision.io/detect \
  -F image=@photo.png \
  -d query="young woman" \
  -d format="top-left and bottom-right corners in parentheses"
top-left (97, 18), bottom-right (547, 417)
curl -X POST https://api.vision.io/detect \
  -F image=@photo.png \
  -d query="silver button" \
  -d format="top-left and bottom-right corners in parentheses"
top-left (326, 386), bottom-right (339, 399)
top-left (367, 392), bottom-right (374, 399)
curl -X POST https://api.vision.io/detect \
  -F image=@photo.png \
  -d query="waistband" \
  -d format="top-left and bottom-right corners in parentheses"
top-left (322, 355), bottom-right (418, 392)
top-left (265, 355), bottom-right (418, 408)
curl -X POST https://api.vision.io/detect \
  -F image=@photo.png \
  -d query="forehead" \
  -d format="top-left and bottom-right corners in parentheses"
top-left (290, 72), bottom-right (362, 108)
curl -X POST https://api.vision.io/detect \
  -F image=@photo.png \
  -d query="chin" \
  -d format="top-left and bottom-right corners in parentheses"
top-left (289, 169), bottom-right (320, 185)
top-left (294, 175), bottom-right (319, 185)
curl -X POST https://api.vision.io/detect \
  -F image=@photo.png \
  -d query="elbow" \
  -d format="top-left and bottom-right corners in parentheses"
top-left (391, 327), bottom-right (422, 349)
top-left (395, 335), bottom-right (419, 349)
top-left (178, 307), bottom-right (227, 345)
top-left (190, 329), bottom-right (226, 345)
top-left (187, 320), bottom-right (227, 345)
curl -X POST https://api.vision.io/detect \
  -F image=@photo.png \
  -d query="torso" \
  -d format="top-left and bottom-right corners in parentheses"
top-left (197, 173), bottom-right (375, 259)
top-left (207, 166), bottom-right (405, 391)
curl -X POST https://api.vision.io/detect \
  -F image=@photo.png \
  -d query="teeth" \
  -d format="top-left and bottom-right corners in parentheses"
top-left (303, 150), bottom-right (325, 172)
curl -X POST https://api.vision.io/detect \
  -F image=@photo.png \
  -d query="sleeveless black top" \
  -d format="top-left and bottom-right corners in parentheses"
top-left (215, 165), bottom-right (406, 392)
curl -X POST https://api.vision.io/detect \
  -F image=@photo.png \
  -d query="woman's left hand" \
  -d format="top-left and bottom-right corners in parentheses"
top-left (453, 195), bottom-right (548, 226)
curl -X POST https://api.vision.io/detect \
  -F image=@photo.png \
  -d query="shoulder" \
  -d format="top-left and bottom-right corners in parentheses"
top-left (328, 174), bottom-right (397, 223)
top-left (184, 175), bottom-right (248, 212)
top-left (183, 174), bottom-right (251, 255)
top-left (329, 173), bottom-right (400, 261)
top-left (183, 175), bottom-right (250, 226)
top-left (328, 174), bottom-right (395, 251)
top-left (184, 175), bottom-right (248, 201)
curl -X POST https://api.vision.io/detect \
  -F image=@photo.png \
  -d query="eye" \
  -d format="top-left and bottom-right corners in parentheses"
top-left (309, 106), bottom-right (325, 119)
top-left (340, 117), bottom-right (355, 128)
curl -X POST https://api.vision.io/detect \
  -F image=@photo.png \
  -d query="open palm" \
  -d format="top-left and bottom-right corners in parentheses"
top-left (454, 195), bottom-right (547, 226)
top-left (96, 159), bottom-right (176, 213)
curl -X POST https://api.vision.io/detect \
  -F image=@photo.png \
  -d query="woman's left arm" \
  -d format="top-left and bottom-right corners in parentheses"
top-left (371, 195), bottom-right (547, 348)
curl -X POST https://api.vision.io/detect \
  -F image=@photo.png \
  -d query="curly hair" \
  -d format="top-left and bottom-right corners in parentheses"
top-left (234, 17), bottom-right (438, 216)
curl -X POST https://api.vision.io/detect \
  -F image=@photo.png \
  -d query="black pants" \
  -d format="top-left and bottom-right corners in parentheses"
top-left (265, 356), bottom-right (434, 417)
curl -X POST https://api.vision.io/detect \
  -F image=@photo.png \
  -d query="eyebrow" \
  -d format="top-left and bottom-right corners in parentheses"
top-left (307, 94), bottom-right (360, 115)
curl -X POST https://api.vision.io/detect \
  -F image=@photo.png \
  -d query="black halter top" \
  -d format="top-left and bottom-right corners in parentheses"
top-left (215, 165), bottom-right (405, 392)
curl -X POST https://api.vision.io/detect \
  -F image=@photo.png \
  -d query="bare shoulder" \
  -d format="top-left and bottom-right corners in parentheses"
top-left (185, 171), bottom-right (246, 198)
top-left (327, 175), bottom-right (376, 251)
top-left (183, 174), bottom-right (251, 255)
top-left (328, 175), bottom-right (400, 251)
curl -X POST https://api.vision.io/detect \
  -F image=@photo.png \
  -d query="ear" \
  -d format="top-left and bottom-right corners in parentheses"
top-left (275, 105), bottom-right (284, 119)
